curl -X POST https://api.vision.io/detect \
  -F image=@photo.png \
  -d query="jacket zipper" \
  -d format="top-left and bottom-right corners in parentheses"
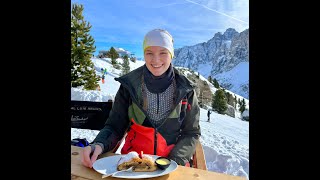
top-left (154, 128), bottom-right (158, 155)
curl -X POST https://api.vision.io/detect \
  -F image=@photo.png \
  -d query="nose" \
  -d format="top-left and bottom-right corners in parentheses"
top-left (153, 54), bottom-right (160, 62)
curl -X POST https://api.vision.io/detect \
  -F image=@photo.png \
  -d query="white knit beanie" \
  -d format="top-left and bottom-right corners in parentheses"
top-left (143, 29), bottom-right (174, 58)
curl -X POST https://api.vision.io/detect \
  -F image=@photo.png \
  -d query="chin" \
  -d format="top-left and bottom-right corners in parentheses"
top-left (151, 72), bottom-right (161, 76)
top-left (152, 69), bottom-right (166, 76)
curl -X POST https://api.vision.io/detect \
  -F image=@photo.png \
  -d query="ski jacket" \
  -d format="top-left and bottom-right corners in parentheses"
top-left (93, 65), bottom-right (201, 165)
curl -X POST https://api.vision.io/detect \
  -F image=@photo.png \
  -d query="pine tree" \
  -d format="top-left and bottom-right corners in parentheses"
top-left (208, 76), bottom-right (213, 84)
top-left (107, 47), bottom-right (119, 65)
top-left (212, 89), bottom-right (228, 114)
top-left (213, 78), bottom-right (220, 88)
top-left (121, 54), bottom-right (130, 75)
top-left (234, 95), bottom-right (237, 108)
top-left (239, 98), bottom-right (246, 113)
top-left (71, 3), bottom-right (99, 90)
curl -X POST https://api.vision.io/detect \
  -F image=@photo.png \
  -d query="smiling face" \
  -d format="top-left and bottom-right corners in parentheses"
top-left (144, 46), bottom-right (172, 76)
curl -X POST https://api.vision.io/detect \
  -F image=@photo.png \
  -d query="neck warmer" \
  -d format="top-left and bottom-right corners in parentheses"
top-left (143, 64), bottom-right (174, 94)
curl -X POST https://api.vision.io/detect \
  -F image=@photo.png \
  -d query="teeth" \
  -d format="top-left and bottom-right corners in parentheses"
top-left (152, 65), bottom-right (162, 68)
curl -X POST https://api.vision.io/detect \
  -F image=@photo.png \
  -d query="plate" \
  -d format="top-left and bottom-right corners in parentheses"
top-left (93, 155), bottom-right (178, 179)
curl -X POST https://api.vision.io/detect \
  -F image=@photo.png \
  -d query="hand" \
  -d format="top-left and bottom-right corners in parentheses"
top-left (80, 144), bottom-right (103, 168)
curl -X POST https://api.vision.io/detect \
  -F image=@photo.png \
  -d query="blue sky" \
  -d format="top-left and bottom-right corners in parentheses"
top-left (71, 0), bottom-right (249, 59)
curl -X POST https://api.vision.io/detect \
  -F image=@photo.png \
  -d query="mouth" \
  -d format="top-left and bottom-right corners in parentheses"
top-left (151, 64), bottom-right (163, 68)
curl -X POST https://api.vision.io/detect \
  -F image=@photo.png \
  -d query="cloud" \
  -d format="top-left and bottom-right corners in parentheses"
top-left (184, 0), bottom-right (248, 25)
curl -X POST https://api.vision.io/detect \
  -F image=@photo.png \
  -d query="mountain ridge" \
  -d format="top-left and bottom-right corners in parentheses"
top-left (172, 28), bottom-right (249, 99)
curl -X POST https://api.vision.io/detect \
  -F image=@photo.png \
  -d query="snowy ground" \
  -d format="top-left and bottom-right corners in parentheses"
top-left (71, 57), bottom-right (249, 179)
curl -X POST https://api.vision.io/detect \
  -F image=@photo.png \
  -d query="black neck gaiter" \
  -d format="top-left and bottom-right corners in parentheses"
top-left (143, 64), bottom-right (174, 93)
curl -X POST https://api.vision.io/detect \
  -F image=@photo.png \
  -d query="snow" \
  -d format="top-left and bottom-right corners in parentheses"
top-left (215, 62), bottom-right (249, 99)
top-left (71, 57), bottom-right (249, 179)
top-left (177, 66), bottom-right (249, 119)
top-left (71, 57), bottom-right (145, 101)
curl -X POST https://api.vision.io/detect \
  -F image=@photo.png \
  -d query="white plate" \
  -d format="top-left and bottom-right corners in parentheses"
top-left (93, 155), bottom-right (178, 179)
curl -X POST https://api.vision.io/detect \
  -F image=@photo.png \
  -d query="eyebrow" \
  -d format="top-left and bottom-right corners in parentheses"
top-left (145, 48), bottom-right (168, 52)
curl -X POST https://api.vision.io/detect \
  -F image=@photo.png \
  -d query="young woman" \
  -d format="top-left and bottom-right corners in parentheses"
top-left (80, 29), bottom-right (201, 168)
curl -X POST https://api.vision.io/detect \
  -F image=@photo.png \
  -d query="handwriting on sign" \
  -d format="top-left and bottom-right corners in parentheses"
top-left (71, 115), bottom-right (88, 121)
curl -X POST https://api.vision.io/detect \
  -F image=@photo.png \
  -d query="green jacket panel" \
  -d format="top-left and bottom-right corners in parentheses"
top-left (128, 103), bottom-right (146, 125)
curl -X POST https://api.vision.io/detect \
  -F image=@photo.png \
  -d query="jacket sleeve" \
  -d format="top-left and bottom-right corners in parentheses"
top-left (168, 89), bottom-right (201, 165)
top-left (92, 85), bottom-right (130, 153)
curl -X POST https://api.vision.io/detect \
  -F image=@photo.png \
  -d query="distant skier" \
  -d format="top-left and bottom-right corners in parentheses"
top-left (103, 68), bottom-right (107, 75)
top-left (207, 109), bottom-right (211, 122)
top-left (101, 75), bottom-right (105, 84)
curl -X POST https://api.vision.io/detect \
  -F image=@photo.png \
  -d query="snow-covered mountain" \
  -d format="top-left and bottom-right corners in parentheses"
top-left (172, 28), bottom-right (249, 99)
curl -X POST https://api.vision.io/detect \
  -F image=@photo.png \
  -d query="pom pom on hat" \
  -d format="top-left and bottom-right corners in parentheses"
top-left (143, 29), bottom-right (174, 58)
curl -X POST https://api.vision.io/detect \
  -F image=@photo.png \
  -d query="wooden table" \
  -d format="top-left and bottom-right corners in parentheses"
top-left (71, 146), bottom-right (246, 180)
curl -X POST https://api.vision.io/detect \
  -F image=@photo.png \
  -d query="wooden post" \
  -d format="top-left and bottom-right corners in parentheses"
top-left (192, 140), bottom-right (207, 170)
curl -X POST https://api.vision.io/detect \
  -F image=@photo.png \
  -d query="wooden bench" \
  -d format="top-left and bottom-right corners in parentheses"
top-left (71, 100), bottom-right (207, 170)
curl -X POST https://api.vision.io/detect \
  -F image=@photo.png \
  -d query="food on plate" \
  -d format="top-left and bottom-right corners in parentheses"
top-left (117, 151), bottom-right (157, 172)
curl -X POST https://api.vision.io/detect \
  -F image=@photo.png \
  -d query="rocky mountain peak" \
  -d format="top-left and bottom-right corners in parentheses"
top-left (172, 28), bottom-right (249, 99)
